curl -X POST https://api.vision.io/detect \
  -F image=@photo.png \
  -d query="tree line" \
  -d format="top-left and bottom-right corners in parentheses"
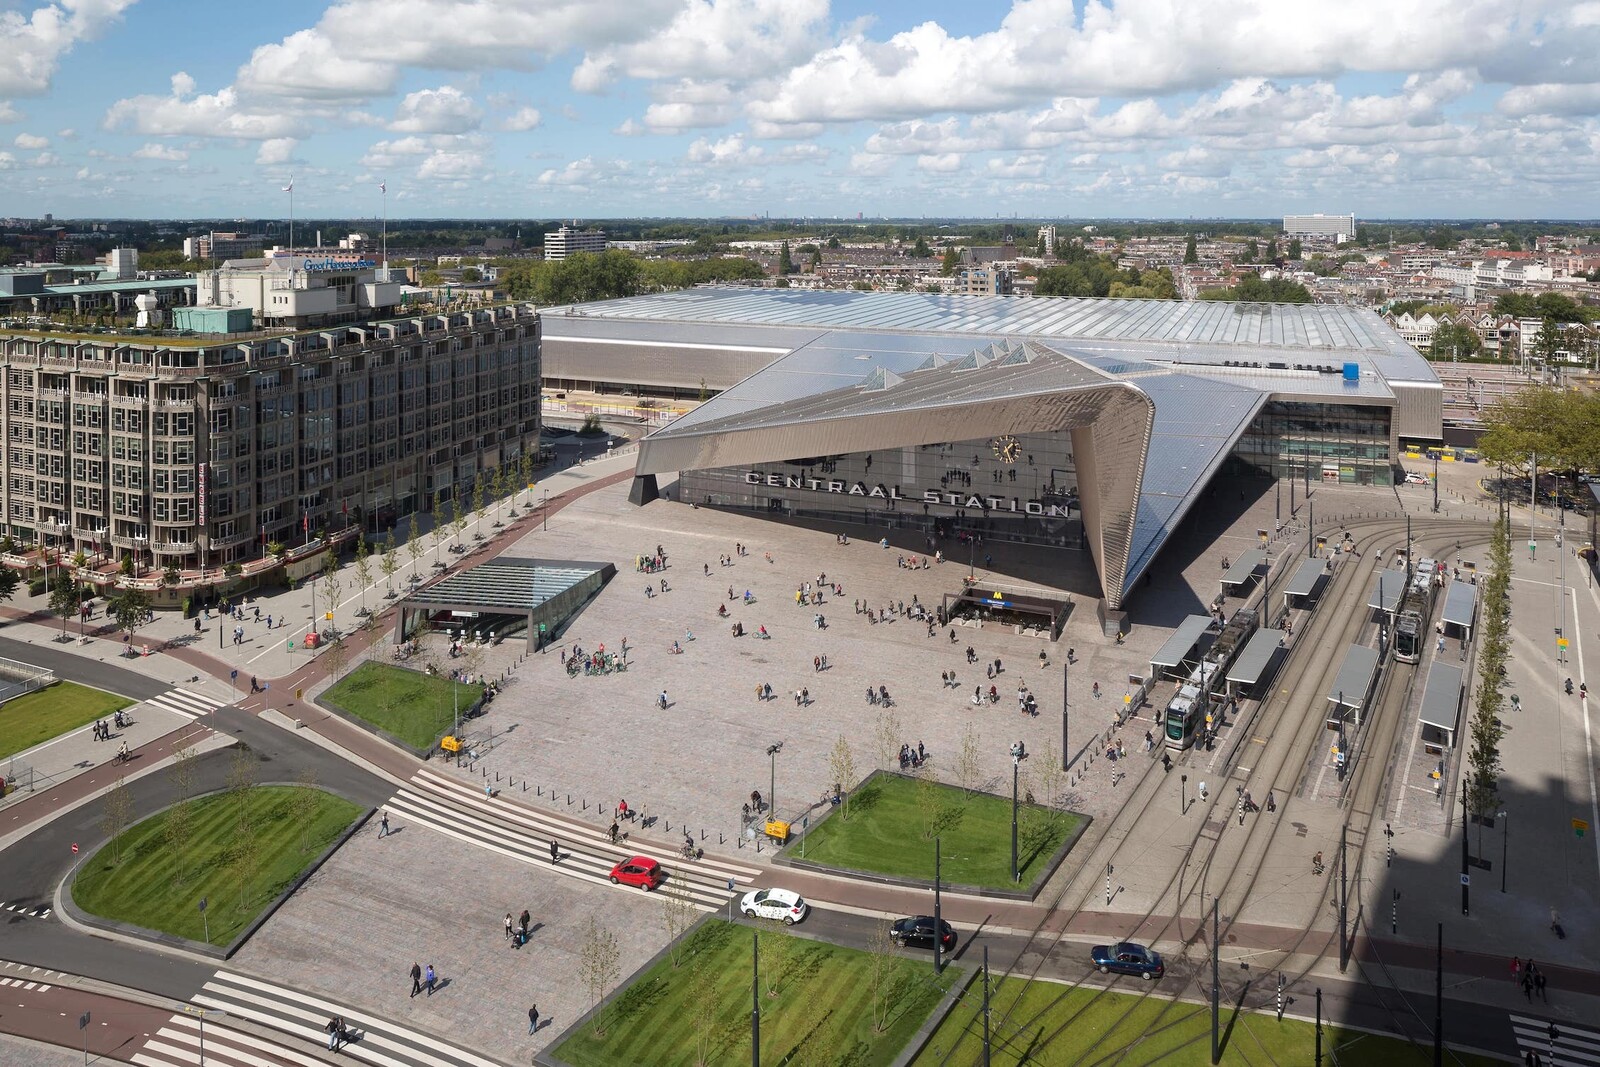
top-left (498, 249), bottom-right (764, 305)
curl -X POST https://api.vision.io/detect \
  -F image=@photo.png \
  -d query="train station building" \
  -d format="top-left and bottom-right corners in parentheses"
top-left (541, 288), bottom-right (1442, 612)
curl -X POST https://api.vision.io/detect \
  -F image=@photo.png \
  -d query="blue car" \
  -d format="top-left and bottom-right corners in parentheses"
top-left (1091, 941), bottom-right (1164, 980)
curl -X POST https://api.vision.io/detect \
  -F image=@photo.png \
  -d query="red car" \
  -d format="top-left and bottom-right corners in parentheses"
top-left (609, 856), bottom-right (666, 891)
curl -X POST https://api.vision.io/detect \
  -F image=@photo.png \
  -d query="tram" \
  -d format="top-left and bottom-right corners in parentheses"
top-left (1165, 608), bottom-right (1258, 752)
top-left (1392, 558), bottom-right (1441, 664)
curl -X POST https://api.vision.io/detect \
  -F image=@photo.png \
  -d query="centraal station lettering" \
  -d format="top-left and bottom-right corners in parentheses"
top-left (743, 470), bottom-right (1075, 516)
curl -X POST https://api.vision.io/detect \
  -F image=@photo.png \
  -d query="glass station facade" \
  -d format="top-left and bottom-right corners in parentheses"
top-left (678, 432), bottom-right (1085, 549)
top-left (1231, 401), bottom-right (1394, 487)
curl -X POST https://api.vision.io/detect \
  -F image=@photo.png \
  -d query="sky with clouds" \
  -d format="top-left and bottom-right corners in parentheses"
top-left (3, 0), bottom-right (1599, 220)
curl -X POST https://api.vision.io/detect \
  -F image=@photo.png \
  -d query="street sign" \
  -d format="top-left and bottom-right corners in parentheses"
top-left (294, 687), bottom-right (303, 701)
top-left (1558, 638), bottom-right (1569, 650)
top-left (288, 640), bottom-right (295, 650)
top-left (199, 897), bottom-right (207, 912)
top-left (1575, 818), bottom-right (1589, 838)
top-left (230, 669), bottom-right (237, 682)
top-left (1459, 873), bottom-right (1470, 886)
top-left (325, 611), bottom-right (333, 621)
top-left (78, 1012), bottom-right (89, 1030)
top-left (70, 842), bottom-right (78, 854)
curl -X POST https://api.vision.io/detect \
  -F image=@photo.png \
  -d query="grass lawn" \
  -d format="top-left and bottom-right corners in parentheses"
top-left (554, 919), bottom-right (957, 1067)
top-left (916, 975), bottom-right (1505, 1066)
top-left (321, 661), bottom-right (483, 749)
top-left (0, 681), bottom-right (133, 760)
top-left (73, 785), bottom-right (363, 945)
top-left (794, 773), bottom-right (1080, 890)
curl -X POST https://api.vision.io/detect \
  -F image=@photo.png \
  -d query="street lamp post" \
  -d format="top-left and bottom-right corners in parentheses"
top-left (1181, 773), bottom-right (1188, 814)
top-left (1498, 810), bottom-right (1508, 893)
top-left (766, 741), bottom-right (783, 819)
top-left (1009, 741), bottom-right (1027, 883)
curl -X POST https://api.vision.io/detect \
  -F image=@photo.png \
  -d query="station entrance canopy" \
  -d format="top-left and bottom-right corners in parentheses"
top-left (396, 558), bottom-right (614, 651)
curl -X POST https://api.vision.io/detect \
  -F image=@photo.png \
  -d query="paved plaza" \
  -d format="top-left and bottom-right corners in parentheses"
top-left (232, 804), bottom-right (675, 1061)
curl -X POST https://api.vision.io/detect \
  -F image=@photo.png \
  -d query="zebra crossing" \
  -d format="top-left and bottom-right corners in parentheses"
top-left (187, 970), bottom-right (506, 1067)
top-left (383, 767), bottom-right (758, 910)
top-left (143, 688), bottom-right (227, 721)
top-left (1511, 1013), bottom-right (1600, 1066)
top-left (0, 976), bottom-right (51, 991)
top-left (132, 1011), bottom-right (324, 1067)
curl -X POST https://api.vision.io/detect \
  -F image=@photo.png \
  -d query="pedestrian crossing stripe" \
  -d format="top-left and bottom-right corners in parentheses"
top-left (193, 971), bottom-right (503, 1067)
top-left (144, 689), bottom-right (225, 721)
top-left (0, 979), bottom-right (51, 990)
top-left (1510, 1013), bottom-right (1600, 1066)
top-left (136, 1015), bottom-right (329, 1067)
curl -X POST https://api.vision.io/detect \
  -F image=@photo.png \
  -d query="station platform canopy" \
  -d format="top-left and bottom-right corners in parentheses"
top-left (396, 557), bottom-right (615, 651)
top-left (1328, 645), bottom-right (1381, 725)
top-left (1418, 661), bottom-right (1465, 749)
top-left (1226, 628), bottom-right (1286, 696)
top-left (1151, 614), bottom-right (1215, 679)
top-left (1441, 581), bottom-right (1478, 640)
top-left (1283, 557), bottom-right (1329, 607)
top-left (1368, 570), bottom-right (1406, 613)
top-left (1221, 548), bottom-right (1266, 593)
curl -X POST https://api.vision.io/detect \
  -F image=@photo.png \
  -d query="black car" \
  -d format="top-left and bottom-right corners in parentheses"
top-left (891, 916), bottom-right (957, 951)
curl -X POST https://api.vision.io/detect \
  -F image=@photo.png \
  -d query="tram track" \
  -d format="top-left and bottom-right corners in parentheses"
top-left (927, 516), bottom-right (1497, 1065)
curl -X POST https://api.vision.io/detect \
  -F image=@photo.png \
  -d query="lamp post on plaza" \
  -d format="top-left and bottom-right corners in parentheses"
top-left (766, 741), bottom-right (783, 819)
top-left (1498, 810), bottom-right (1508, 894)
top-left (1009, 741), bottom-right (1027, 883)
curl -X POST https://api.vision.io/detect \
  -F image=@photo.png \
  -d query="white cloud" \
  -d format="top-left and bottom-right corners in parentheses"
top-left (236, 29), bottom-right (398, 101)
top-left (132, 142), bottom-right (187, 161)
top-left (417, 145), bottom-right (484, 180)
top-left (388, 85), bottom-right (481, 133)
top-left (917, 153), bottom-right (963, 173)
top-left (0, 0), bottom-right (137, 98)
top-left (104, 74), bottom-right (304, 140)
top-left (0, 102), bottom-right (22, 124)
top-left (55, 127), bottom-right (74, 138)
top-left (361, 136), bottom-right (431, 168)
top-left (537, 156), bottom-right (599, 186)
top-left (255, 138), bottom-right (297, 166)
top-left (572, 0), bottom-right (828, 91)
top-left (500, 107), bottom-right (542, 132)
top-left (0, 152), bottom-right (15, 171)
top-left (14, 133), bottom-right (49, 149)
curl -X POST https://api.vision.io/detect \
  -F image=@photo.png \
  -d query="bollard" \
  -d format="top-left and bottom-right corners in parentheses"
top-left (719, 832), bottom-right (725, 845)
top-left (522, 781), bottom-right (527, 792)
top-left (537, 785), bottom-right (543, 797)
top-left (582, 799), bottom-right (588, 811)
top-left (567, 794), bottom-right (573, 806)
top-left (482, 766), bottom-right (487, 778)
top-left (665, 820), bottom-right (670, 833)
top-left (496, 772), bottom-right (501, 783)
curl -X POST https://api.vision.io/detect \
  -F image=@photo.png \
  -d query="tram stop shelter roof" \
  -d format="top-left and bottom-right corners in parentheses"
top-left (395, 557), bottom-right (615, 651)
top-left (1226, 628), bottom-right (1286, 698)
top-left (1327, 644), bottom-right (1381, 726)
top-left (1418, 661), bottom-right (1465, 750)
top-left (1221, 548), bottom-right (1266, 594)
top-left (1441, 581), bottom-right (1478, 641)
top-left (1151, 614), bottom-right (1215, 679)
top-left (1368, 570), bottom-right (1406, 614)
top-left (1283, 557), bottom-right (1329, 609)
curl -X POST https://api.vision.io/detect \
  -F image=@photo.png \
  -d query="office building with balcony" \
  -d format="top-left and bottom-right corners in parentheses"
top-left (542, 225), bottom-right (607, 261)
top-left (0, 304), bottom-right (542, 595)
top-left (1283, 213), bottom-right (1357, 239)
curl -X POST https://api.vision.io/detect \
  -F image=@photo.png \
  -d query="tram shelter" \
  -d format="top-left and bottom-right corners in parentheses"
top-left (1418, 661), bottom-right (1465, 752)
top-left (1150, 614), bottom-right (1215, 680)
top-left (1368, 570), bottom-right (1406, 618)
top-left (1221, 549), bottom-right (1266, 596)
top-left (1440, 581), bottom-right (1478, 643)
top-left (1327, 644), bottom-right (1380, 728)
top-left (1282, 557), bottom-right (1329, 611)
top-left (1226, 628), bottom-right (1286, 700)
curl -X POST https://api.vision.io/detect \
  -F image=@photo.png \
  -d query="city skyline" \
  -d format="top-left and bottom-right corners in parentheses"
top-left (2, 0), bottom-right (1599, 219)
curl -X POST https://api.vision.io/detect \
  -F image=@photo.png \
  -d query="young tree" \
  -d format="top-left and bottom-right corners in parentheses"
top-left (380, 530), bottom-right (398, 596)
top-left (322, 633), bottom-right (350, 682)
top-left (49, 567), bottom-right (77, 640)
top-left (430, 488), bottom-right (445, 558)
top-left (405, 514), bottom-right (422, 576)
top-left (292, 769), bottom-right (321, 854)
top-left (0, 566), bottom-right (18, 603)
top-left (352, 533), bottom-right (371, 614)
top-left (953, 720), bottom-right (983, 797)
top-left (474, 476), bottom-right (489, 530)
top-left (226, 744), bottom-right (257, 834)
top-left (102, 775), bottom-right (133, 865)
top-left (866, 916), bottom-right (907, 1034)
top-left (578, 915), bottom-right (621, 1037)
top-left (165, 736), bottom-right (198, 886)
top-left (452, 495), bottom-right (468, 545)
top-left (827, 734), bottom-right (858, 821)
top-left (659, 873), bottom-right (698, 969)
top-left (689, 945), bottom-right (722, 1066)
top-left (109, 588), bottom-right (151, 654)
top-left (872, 709), bottom-right (903, 770)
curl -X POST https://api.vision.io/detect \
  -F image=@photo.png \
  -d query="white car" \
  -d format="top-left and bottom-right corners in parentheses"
top-left (740, 887), bottom-right (810, 925)
top-left (1404, 472), bottom-right (1429, 485)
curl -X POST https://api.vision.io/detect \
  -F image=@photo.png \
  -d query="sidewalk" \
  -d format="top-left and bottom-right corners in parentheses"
top-left (2, 699), bottom-right (196, 811)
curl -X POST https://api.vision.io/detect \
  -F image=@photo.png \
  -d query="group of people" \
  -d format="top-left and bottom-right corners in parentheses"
top-left (505, 908), bottom-right (534, 948)
top-left (898, 741), bottom-right (927, 770)
top-left (1511, 957), bottom-right (1550, 1004)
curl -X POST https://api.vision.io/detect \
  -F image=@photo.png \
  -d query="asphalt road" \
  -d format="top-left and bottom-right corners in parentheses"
top-left (0, 705), bottom-right (391, 1000)
top-left (0, 632), bottom-right (171, 703)
top-left (778, 904), bottom-right (1526, 1060)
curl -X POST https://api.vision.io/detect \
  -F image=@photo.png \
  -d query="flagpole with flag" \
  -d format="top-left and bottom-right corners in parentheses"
top-left (380, 180), bottom-right (387, 277)
top-left (283, 176), bottom-right (295, 253)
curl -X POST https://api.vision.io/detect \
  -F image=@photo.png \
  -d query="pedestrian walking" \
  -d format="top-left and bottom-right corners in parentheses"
top-left (327, 1016), bottom-right (343, 1052)
top-left (1535, 969), bottom-right (1547, 1002)
top-left (409, 962), bottom-right (422, 998)
top-left (609, 820), bottom-right (620, 844)
top-left (1265, 791), bottom-right (1276, 813)
top-left (549, 839), bottom-right (559, 864)
top-left (1512, 956), bottom-right (1521, 984)
top-left (528, 1004), bottom-right (539, 1036)
top-left (520, 909), bottom-right (531, 937)
top-left (801, 687), bottom-right (809, 705)
top-left (379, 811), bottom-right (390, 837)
top-left (425, 964), bottom-right (437, 996)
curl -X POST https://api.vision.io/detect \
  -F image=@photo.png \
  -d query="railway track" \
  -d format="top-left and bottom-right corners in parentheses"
top-left (925, 516), bottom-right (1503, 1065)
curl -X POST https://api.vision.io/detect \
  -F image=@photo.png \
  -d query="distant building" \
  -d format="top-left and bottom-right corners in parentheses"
top-left (196, 255), bottom-right (402, 329)
top-left (103, 247), bottom-right (139, 280)
top-left (543, 225), bottom-right (607, 261)
top-left (1283, 214), bottom-right (1356, 239)
top-left (1037, 226), bottom-right (1057, 255)
top-left (183, 232), bottom-right (267, 262)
